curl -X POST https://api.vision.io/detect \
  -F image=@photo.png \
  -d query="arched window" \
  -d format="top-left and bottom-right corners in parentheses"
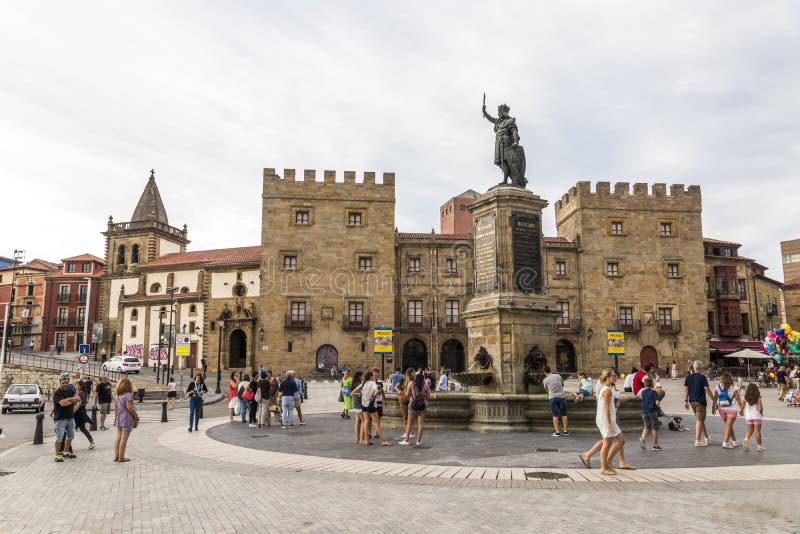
top-left (189, 304), bottom-right (197, 315)
top-left (131, 244), bottom-right (140, 264)
top-left (117, 245), bottom-right (126, 265)
top-left (130, 309), bottom-right (138, 320)
top-left (150, 283), bottom-right (162, 293)
top-left (180, 286), bottom-right (190, 293)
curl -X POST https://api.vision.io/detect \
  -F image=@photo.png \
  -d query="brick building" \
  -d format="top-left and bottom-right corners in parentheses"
top-left (1, 259), bottom-right (58, 351)
top-left (440, 189), bottom-right (480, 234)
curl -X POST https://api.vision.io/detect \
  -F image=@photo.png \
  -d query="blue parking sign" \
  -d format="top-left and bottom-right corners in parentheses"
top-left (79, 344), bottom-right (91, 355)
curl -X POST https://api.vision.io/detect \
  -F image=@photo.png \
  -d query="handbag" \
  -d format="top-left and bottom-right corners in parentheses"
top-left (337, 390), bottom-right (344, 402)
top-left (132, 415), bottom-right (140, 428)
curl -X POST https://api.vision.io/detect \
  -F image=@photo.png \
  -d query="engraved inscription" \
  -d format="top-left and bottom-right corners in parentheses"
top-left (512, 213), bottom-right (542, 294)
top-left (474, 214), bottom-right (497, 292)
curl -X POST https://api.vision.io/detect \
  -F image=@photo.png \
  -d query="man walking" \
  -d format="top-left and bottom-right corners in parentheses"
top-left (94, 375), bottom-right (113, 430)
top-left (279, 371), bottom-right (298, 428)
top-left (100, 347), bottom-right (107, 363)
top-left (293, 372), bottom-right (305, 425)
top-left (684, 360), bottom-right (714, 447)
top-left (201, 357), bottom-right (208, 379)
top-left (53, 374), bottom-right (81, 462)
top-left (543, 366), bottom-right (569, 436)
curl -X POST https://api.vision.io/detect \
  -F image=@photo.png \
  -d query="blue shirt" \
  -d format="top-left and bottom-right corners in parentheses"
top-left (684, 372), bottom-right (709, 405)
top-left (389, 372), bottom-right (404, 392)
top-left (641, 388), bottom-right (659, 413)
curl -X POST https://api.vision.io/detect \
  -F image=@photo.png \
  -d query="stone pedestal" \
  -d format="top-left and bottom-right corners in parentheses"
top-left (463, 185), bottom-right (561, 394)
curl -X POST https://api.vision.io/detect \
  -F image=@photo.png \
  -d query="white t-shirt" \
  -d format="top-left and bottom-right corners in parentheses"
top-left (168, 381), bottom-right (176, 392)
top-left (623, 374), bottom-right (634, 389)
top-left (716, 384), bottom-right (739, 410)
top-left (361, 380), bottom-right (378, 406)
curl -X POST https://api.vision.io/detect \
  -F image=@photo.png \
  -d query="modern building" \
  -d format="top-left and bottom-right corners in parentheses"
top-left (440, 189), bottom-right (480, 234)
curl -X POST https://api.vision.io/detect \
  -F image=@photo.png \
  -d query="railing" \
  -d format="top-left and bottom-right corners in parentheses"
top-left (766, 303), bottom-right (779, 316)
top-left (716, 287), bottom-right (741, 299)
top-left (5, 351), bottom-right (123, 381)
top-left (398, 317), bottom-right (432, 331)
top-left (342, 315), bottom-right (370, 331)
top-left (437, 317), bottom-right (466, 330)
top-left (77, 295), bottom-right (87, 303)
top-left (718, 323), bottom-right (743, 338)
top-left (616, 319), bottom-right (642, 332)
top-left (53, 317), bottom-right (78, 326)
top-left (284, 314), bottom-right (312, 329)
top-left (658, 320), bottom-right (682, 334)
top-left (554, 318), bottom-right (581, 332)
top-left (57, 295), bottom-right (71, 303)
top-left (108, 219), bottom-right (187, 239)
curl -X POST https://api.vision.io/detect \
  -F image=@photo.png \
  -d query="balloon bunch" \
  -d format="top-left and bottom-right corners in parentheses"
top-left (763, 323), bottom-right (800, 362)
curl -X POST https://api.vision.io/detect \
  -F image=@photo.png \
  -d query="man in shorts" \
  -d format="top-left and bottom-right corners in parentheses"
top-left (542, 366), bottom-right (568, 436)
top-left (684, 360), bottom-right (714, 447)
top-left (94, 375), bottom-right (113, 430)
top-left (53, 374), bottom-right (81, 462)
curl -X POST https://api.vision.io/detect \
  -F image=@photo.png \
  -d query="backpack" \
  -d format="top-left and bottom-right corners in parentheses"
top-left (410, 384), bottom-right (426, 411)
top-left (242, 386), bottom-right (255, 402)
top-left (718, 385), bottom-right (731, 407)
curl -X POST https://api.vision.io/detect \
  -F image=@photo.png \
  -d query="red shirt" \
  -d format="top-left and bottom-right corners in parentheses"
top-left (632, 370), bottom-right (647, 395)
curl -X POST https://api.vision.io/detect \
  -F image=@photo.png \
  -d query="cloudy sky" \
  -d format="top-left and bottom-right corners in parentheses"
top-left (1, 2), bottom-right (798, 278)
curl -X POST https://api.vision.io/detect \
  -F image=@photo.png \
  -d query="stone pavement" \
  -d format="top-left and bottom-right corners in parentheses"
top-left (0, 380), bottom-right (798, 532)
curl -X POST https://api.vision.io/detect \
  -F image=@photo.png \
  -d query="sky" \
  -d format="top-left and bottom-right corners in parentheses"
top-left (1, 2), bottom-right (798, 278)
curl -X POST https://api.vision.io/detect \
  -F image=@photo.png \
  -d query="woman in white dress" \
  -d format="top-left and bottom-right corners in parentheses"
top-left (671, 360), bottom-right (679, 380)
top-left (595, 368), bottom-right (634, 475)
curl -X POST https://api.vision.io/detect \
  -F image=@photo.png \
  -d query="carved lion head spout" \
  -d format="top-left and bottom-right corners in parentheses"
top-left (474, 346), bottom-right (493, 370)
top-left (524, 345), bottom-right (548, 373)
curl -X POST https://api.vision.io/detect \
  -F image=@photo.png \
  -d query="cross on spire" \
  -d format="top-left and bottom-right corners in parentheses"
top-left (149, 169), bottom-right (156, 179)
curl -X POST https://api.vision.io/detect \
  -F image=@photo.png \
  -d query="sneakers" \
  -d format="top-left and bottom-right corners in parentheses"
top-left (652, 444), bottom-right (662, 451)
top-left (398, 440), bottom-right (410, 445)
top-left (702, 437), bottom-right (709, 446)
top-left (550, 432), bottom-right (561, 437)
top-left (54, 455), bottom-right (63, 462)
top-left (299, 422), bottom-right (306, 426)
top-left (562, 431), bottom-right (569, 436)
top-left (731, 440), bottom-right (738, 448)
top-left (248, 424), bottom-right (256, 428)
top-left (415, 441), bottom-right (422, 447)
top-left (188, 427), bottom-right (193, 432)
top-left (722, 441), bottom-right (734, 449)
top-left (88, 442), bottom-right (96, 450)
top-left (281, 425), bottom-right (287, 429)
top-left (574, 395), bottom-right (583, 404)
top-left (757, 445), bottom-right (767, 452)
top-left (99, 426), bottom-right (108, 431)
top-left (639, 437), bottom-right (646, 449)
top-left (694, 440), bottom-right (708, 447)
top-left (64, 452), bottom-right (76, 459)
top-left (743, 440), bottom-right (749, 450)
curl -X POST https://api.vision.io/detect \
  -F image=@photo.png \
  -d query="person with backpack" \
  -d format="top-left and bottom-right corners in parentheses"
top-left (712, 371), bottom-right (741, 449)
top-left (237, 374), bottom-right (253, 424)
top-left (247, 377), bottom-right (259, 428)
top-left (399, 371), bottom-right (430, 447)
top-left (256, 371), bottom-right (272, 428)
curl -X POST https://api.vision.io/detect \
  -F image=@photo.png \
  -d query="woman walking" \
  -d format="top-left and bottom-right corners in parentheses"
top-left (340, 369), bottom-right (353, 419)
top-left (350, 371), bottom-right (365, 444)
top-left (712, 372), bottom-right (741, 448)
top-left (585, 368), bottom-right (635, 475)
top-left (741, 383), bottom-right (765, 451)
top-left (400, 371), bottom-right (430, 446)
top-left (187, 374), bottom-right (207, 432)
top-left (228, 372), bottom-right (239, 422)
top-left (361, 371), bottom-right (392, 446)
top-left (398, 368), bottom-right (415, 440)
top-left (167, 376), bottom-right (177, 410)
top-left (74, 380), bottom-right (95, 450)
top-left (113, 378), bottom-right (138, 462)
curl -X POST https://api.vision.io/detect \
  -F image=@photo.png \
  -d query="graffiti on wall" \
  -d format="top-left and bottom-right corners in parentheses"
top-left (124, 344), bottom-right (168, 361)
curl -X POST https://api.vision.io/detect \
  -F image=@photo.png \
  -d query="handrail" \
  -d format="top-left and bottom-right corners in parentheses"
top-left (6, 351), bottom-right (122, 381)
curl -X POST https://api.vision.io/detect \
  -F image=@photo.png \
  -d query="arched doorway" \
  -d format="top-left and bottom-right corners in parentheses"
top-left (316, 344), bottom-right (338, 370)
top-left (555, 339), bottom-right (577, 373)
top-left (440, 339), bottom-right (465, 372)
top-left (640, 345), bottom-right (658, 369)
top-left (402, 339), bottom-right (428, 371)
top-left (229, 329), bottom-right (247, 368)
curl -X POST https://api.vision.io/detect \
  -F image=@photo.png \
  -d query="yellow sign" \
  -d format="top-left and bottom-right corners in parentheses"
top-left (374, 328), bottom-right (393, 354)
top-left (176, 344), bottom-right (190, 356)
top-left (607, 330), bottom-right (625, 355)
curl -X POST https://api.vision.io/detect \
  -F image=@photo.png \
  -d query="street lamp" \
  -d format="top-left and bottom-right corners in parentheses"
top-left (215, 317), bottom-right (225, 394)
top-left (165, 287), bottom-right (179, 377)
top-left (156, 308), bottom-right (165, 383)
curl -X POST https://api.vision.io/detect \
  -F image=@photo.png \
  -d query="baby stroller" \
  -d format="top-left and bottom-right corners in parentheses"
top-left (784, 389), bottom-right (800, 407)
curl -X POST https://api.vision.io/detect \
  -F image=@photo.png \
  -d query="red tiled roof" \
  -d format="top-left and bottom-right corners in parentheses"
top-left (703, 237), bottom-right (741, 246)
top-left (2, 258), bottom-right (59, 272)
top-left (62, 253), bottom-right (106, 264)
top-left (140, 246), bottom-right (261, 268)
top-left (785, 276), bottom-right (800, 287)
top-left (544, 236), bottom-right (571, 243)
top-left (397, 233), bottom-right (472, 240)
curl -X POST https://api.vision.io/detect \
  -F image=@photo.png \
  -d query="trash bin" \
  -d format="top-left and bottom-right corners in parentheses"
top-left (137, 388), bottom-right (145, 403)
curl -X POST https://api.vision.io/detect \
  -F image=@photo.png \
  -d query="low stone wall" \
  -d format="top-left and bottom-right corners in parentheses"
top-left (381, 392), bottom-right (643, 434)
top-left (1, 365), bottom-right (164, 397)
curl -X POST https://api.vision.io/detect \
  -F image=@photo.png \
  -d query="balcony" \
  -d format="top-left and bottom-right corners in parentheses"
top-left (718, 323), bottom-right (743, 338)
top-left (766, 303), bottom-right (779, 316)
top-left (437, 317), bottom-right (466, 330)
top-left (616, 319), bottom-right (642, 332)
top-left (77, 295), bottom-right (88, 303)
top-left (342, 315), bottom-right (370, 331)
top-left (284, 314), bottom-right (312, 330)
top-left (554, 318), bottom-right (581, 333)
top-left (657, 320), bottom-right (682, 334)
top-left (53, 317), bottom-right (78, 327)
top-left (57, 295), bottom-right (70, 303)
top-left (398, 317), bottom-right (432, 331)
top-left (715, 287), bottom-right (741, 300)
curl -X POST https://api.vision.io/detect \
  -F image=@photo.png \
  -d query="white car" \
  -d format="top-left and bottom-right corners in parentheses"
top-left (2, 384), bottom-right (46, 414)
top-left (102, 356), bottom-right (141, 374)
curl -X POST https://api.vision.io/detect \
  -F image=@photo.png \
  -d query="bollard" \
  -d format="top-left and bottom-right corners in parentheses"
top-left (90, 405), bottom-right (98, 431)
top-left (137, 388), bottom-right (145, 403)
top-left (303, 380), bottom-right (308, 400)
top-left (33, 413), bottom-right (44, 445)
top-left (161, 401), bottom-right (168, 423)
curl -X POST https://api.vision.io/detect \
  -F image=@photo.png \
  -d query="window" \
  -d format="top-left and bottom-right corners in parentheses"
top-left (295, 211), bottom-right (309, 224)
top-left (445, 300), bottom-right (459, 325)
top-left (741, 313), bottom-right (750, 335)
top-left (660, 222), bottom-right (673, 236)
top-left (57, 308), bottom-right (68, 325)
top-left (361, 342), bottom-right (366, 352)
top-left (117, 245), bottom-right (126, 265)
top-left (290, 302), bottom-right (306, 322)
top-left (82, 262), bottom-right (91, 273)
top-left (236, 272), bottom-right (242, 281)
top-left (59, 285), bottom-right (69, 302)
top-left (55, 332), bottom-right (66, 347)
top-left (610, 221), bottom-right (624, 235)
top-left (459, 204), bottom-right (466, 211)
top-left (556, 302), bottom-right (570, 328)
top-left (658, 308), bottom-right (673, 328)
top-left (283, 255), bottom-right (297, 270)
top-left (358, 257), bottom-right (372, 271)
top-left (130, 309), bottom-right (138, 320)
top-left (408, 300), bottom-right (423, 324)
top-left (348, 302), bottom-right (364, 325)
top-left (408, 258), bottom-right (420, 273)
top-left (445, 258), bottom-right (457, 274)
top-left (77, 308), bottom-right (86, 324)
top-left (26, 283), bottom-right (34, 296)
top-left (67, 263), bottom-right (75, 273)
top-left (131, 245), bottom-right (140, 264)
top-left (618, 307), bottom-right (633, 327)
top-left (150, 283), bottom-right (161, 294)
top-left (233, 283), bottom-right (247, 297)
top-left (555, 261), bottom-right (566, 276)
top-left (189, 320), bottom-right (196, 333)
top-left (287, 342), bottom-right (293, 352)
top-left (606, 262), bottom-right (619, 276)
top-left (705, 277), bottom-right (711, 297)
top-left (78, 284), bottom-right (88, 301)
top-left (723, 248), bottom-right (732, 257)
top-left (738, 278), bottom-right (747, 300)
top-left (130, 325), bottom-right (137, 337)
top-left (666, 263), bottom-right (679, 277)
top-left (189, 304), bottom-right (197, 315)
top-left (707, 311), bottom-right (715, 334)
top-left (348, 212), bottom-right (362, 226)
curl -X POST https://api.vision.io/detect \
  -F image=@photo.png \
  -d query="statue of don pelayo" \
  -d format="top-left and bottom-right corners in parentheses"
top-left (482, 93), bottom-right (527, 188)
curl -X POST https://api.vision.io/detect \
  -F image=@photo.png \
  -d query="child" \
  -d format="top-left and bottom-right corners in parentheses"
top-left (741, 383), bottom-right (765, 451)
top-left (639, 376), bottom-right (662, 450)
top-left (573, 371), bottom-right (593, 403)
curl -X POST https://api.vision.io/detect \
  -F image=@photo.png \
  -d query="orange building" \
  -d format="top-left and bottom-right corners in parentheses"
top-left (440, 189), bottom-right (480, 234)
top-left (1, 259), bottom-right (57, 351)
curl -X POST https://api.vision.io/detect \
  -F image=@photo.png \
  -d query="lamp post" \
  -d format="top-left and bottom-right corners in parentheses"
top-left (215, 318), bottom-right (225, 394)
top-left (156, 309), bottom-right (164, 384)
top-left (165, 287), bottom-right (179, 378)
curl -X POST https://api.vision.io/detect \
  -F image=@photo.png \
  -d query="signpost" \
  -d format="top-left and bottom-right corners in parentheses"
top-left (78, 344), bottom-right (90, 374)
top-left (176, 334), bottom-right (190, 370)
top-left (373, 327), bottom-right (393, 380)
top-left (91, 323), bottom-right (103, 361)
top-left (607, 330), bottom-right (625, 373)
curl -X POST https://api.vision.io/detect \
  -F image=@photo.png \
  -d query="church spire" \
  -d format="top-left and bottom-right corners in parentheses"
top-left (131, 169), bottom-right (169, 224)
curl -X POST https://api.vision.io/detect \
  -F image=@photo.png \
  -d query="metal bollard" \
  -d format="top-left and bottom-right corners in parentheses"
top-left (161, 401), bottom-right (168, 423)
top-left (90, 405), bottom-right (98, 431)
top-left (33, 413), bottom-right (44, 445)
top-left (303, 380), bottom-right (308, 400)
top-left (137, 388), bottom-right (145, 403)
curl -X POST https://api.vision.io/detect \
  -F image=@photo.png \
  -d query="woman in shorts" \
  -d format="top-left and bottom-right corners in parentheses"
top-left (349, 371), bottom-right (365, 444)
top-left (113, 378), bottom-right (138, 462)
top-left (712, 372), bottom-right (741, 449)
top-left (397, 368), bottom-right (415, 439)
top-left (360, 371), bottom-right (392, 445)
top-left (167, 376), bottom-right (177, 411)
top-left (399, 371), bottom-right (430, 447)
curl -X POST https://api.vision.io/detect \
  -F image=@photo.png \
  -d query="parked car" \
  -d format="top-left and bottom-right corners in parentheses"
top-left (102, 356), bottom-right (141, 374)
top-left (2, 384), bottom-right (46, 414)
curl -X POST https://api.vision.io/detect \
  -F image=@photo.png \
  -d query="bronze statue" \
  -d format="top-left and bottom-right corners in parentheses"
top-left (523, 345), bottom-right (548, 392)
top-left (482, 93), bottom-right (527, 188)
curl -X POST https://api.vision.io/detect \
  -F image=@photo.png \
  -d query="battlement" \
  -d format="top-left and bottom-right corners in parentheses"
top-left (554, 181), bottom-right (702, 218)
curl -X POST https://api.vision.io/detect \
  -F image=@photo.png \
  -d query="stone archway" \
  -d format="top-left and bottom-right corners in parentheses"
top-left (640, 345), bottom-right (659, 369)
top-left (440, 339), bottom-right (465, 372)
top-left (555, 339), bottom-right (577, 374)
top-left (402, 339), bottom-right (428, 371)
top-left (316, 344), bottom-right (338, 370)
top-left (229, 329), bottom-right (247, 369)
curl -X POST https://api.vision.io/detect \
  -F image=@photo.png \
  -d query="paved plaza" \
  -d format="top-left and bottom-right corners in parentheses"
top-left (0, 379), bottom-right (799, 532)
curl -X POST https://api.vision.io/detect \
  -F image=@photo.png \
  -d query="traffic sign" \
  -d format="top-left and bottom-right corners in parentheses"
top-left (78, 354), bottom-right (89, 364)
top-left (176, 334), bottom-right (191, 356)
top-left (79, 344), bottom-right (91, 355)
